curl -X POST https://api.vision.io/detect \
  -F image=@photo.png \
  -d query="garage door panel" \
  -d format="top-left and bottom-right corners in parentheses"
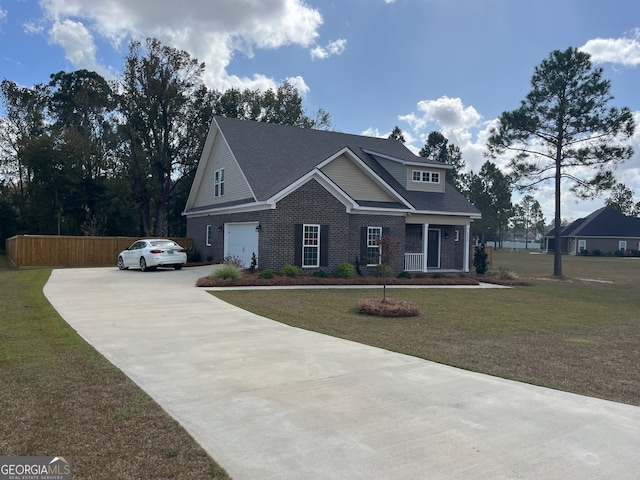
top-left (224, 223), bottom-right (259, 267)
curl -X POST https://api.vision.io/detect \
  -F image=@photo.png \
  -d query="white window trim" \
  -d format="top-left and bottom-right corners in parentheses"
top-left (619, 240), bottom-right (627, 251)
top-left (302, 224), bottom-right (320, 268)
top-left (411, 169), bottom-right (441, 184)
top-left (206, 225), bottom-right (212, 246)
top-left (578, 239), bottom-right (586, 253)
top-left (367, 226), bottom-right (383, 266)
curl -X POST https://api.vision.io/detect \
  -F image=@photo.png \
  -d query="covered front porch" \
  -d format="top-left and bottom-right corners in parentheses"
top-left (403, 220), bottom-right (472, 273)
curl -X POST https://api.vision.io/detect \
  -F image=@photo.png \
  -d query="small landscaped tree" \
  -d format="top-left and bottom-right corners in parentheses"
top-left (377, 235), bottom-right (401, 303)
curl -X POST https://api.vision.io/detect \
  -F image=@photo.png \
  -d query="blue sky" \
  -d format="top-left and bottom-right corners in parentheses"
top-left (2, 0), bottom-right (640, 222)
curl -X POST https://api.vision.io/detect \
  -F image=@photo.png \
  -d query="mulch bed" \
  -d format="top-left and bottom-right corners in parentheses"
top-left (196, 270), bottom-right (481, 288)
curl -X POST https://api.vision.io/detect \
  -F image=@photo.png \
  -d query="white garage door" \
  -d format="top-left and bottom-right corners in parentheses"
top-left (224, 222), bottom-right (259, 268)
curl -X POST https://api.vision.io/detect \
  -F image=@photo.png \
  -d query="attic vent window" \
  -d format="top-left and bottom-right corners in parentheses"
top-left (412, 170), bottom-right (440, 184)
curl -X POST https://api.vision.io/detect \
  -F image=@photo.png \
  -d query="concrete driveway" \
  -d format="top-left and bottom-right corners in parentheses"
top-left (43, 266), bottom-right (640, 479)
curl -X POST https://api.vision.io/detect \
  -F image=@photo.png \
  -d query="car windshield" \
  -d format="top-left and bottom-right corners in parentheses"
top-left (150, 240), bottom-right (178, 247)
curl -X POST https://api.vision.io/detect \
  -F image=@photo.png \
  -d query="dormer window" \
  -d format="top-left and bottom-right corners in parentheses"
top-left (412, 170), bottom-right (440, 184)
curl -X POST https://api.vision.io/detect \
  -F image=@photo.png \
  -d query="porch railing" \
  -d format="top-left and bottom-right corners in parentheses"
top-left (404, 253), bottom-right (423, 272)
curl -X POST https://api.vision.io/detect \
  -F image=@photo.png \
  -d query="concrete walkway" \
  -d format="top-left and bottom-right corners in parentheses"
top-left (43, 266), bottom-right (640, 479)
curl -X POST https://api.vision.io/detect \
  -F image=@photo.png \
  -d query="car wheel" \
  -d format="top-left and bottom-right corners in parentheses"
top-left (117, 256), bottom-right (128, 270)
top-left (174, 265), bottom-right (183, 270)
top-left (140, 257), bottom-right (148, 272)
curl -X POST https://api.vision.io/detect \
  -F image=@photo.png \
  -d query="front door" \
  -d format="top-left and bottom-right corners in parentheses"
top-left (427, 228), bottom-right (440, 268)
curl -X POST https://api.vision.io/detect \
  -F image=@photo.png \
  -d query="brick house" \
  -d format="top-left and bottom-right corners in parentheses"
top-left (184, 116), bottom-right (480, 274)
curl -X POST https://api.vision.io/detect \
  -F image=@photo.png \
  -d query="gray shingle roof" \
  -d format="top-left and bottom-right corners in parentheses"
top-left (547, 206), bottom-right (640, 237)
top-left (214, 115), bottom-right (480, 216)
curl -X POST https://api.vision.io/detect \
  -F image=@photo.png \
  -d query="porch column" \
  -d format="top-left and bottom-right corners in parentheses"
top-left (422, 223), bottom-right (429, 272)
top-left (463, 224), bottom-right (471, 272)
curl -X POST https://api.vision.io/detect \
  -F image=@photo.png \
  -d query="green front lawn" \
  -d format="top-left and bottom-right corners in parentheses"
top-left (213, 251), bottom-right (640, 405)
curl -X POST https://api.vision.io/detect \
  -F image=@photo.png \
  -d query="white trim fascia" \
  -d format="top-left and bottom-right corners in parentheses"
top-left (183, 201), bottom-right (272, 218)
top-left (316, 147), bottom-right (415, 210)
top-left (361, 148), bottom-right (453, 170)
top-left (409, 209), bottom-right (482, 220)
top-left (268, 169), bottom-right (359, 211)
top-left (349, 208), bottom-right (409, 216)
top-left (560, 235), bottom-right (640, 240)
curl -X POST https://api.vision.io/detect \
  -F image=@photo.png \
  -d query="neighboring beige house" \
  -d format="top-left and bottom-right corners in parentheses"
top-left (544, 206), bottom-right (640, 255)
top-left (183, 116), bottom-right (480, 274)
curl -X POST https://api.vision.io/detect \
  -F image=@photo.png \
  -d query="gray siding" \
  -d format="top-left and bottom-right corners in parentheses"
top-left (191, 132), bottom-right (254, 209)
top-left (321, 154), bottom-right (396, 202)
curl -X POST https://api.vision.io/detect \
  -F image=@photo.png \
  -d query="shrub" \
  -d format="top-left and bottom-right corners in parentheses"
top-left (498, 266), bottom-right (518, 280)
top-left (398, 271), bottom-right (412, 279)
top-left (592, 249), bottom-right (602, 256)
top-left (357, 298), bottom-right (420, 317)
top-left (249, 252), bottom-right (257, 273)
top-left (212, 264), bottom-right (241, 281)
top-left (474, 246), bottom-right (488, 275)
top-left (375, 264), bottom-right (392, 277)
top-left (258, 269), bottom-right (273, 279)
top-left (313, 269), bottom-right (328, 278)
top-left (186, 248), bottom-right (201, 263)
top-left (224, 255), bottom-right (245, 269)
top-left (280, 263), bottom-right (298, 277)
top-left (336, 262), bottom-right (355, 278)
top-left (355, 256), bottom-right (362, 276)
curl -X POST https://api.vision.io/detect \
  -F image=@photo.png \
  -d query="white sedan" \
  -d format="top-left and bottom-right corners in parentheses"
top-left (117, 239), bottom-right (187, 271)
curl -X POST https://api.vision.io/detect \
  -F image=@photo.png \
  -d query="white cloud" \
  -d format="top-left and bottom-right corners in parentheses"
top-left (37, 0), bottom-right (324, 91)
top-left (398, 96), bottom-right (486, 171)
top-left (310, 38), bottom-right (346, 60)
top-left (580, 29), bottom-right (640, 66)
top-left (49, 19), bottom-right (105, 75)
top-left (0, 8), bottom-right (7, 22)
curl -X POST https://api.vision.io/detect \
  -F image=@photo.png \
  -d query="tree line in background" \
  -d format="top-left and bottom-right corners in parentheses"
top-left (1, 42), bottom-right (635, 277)
top-left (0, 38), bottom-right (331, 245)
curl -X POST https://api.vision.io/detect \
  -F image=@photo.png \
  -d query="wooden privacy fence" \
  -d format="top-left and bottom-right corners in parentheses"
top-left (5, 235), bottom-right (193, 269)
top-left (471, 245), bottom-right (493, 269)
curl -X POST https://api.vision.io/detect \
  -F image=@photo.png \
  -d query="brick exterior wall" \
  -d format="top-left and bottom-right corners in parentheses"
top-left (269, 179), bottom-right (349, 273)
top-left (186, 179), bottom-right (465, 273)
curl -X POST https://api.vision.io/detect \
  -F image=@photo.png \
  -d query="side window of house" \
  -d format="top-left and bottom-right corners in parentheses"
top-left (303, 224), bottom-right (320, 268)
top-left (412, 171), bottom-right (421, 182)
top-left (367, 226), bottom-right (382, 265)
top-left (578, 239), bottom-right (586, 252)
top-left (214, 168), bottom-right (225, 197)
top-left (619, 240), bottom-right (627, 251)
top-left (294, 224), bottom-right (328, 268)
top-left (431, 172), bottom-right (440, 183)
top-left (206, 225), bottom-right (212, 246)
